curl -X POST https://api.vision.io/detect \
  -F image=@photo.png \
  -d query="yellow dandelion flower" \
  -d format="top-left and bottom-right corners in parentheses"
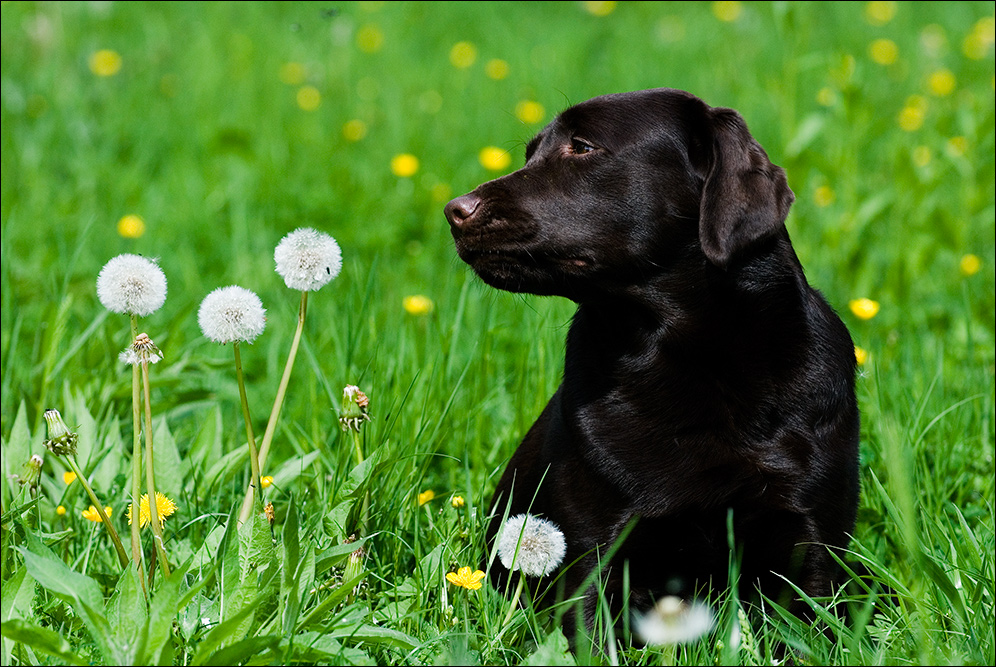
top-left (57, 505), bottom-right (67, 516)
top-left (357, 24), bottom-right (384, 53)
top-left (583, 1), bottom-right (617, 17)
top-left (864, 1), bottom-right (897, 26)
top-left (391, 153), bottom-right (419, 177)
top-left (297, 86), bottom-right (321, 111)
top-left (962, 17), bottom-right (995, 60)
top-left (279, 62), bottom-right (306, 85)
top-left (814, 186), bottom-right (835, 207)
top-left (946, 136), bottom-right (968, 158)
top-left (712, 1), bottom-right (742, 22)
top-left (343, 119), bottom-right (368, 142)
top-left (89, 49), bottom-right (122, 77)
top-left (960, 254), bottom-right (981, 276)
top-left (82, 505), bottom-right (112, 523)
top-left (849, 298), bottom-right (880, 320)
top-left (127, 492), bottom-right (177, 530)
top-left (927, 69), bottom-right (956, 96)
top-left (117, 214), bottom-right (145, 239)
top-left (854, 346), bottom-right (868, 366)
top-left (261, 475), bottom-right (274, 488)
top-left (912, 146), bottom-right (932, 168)
top-left (451, 495), bottom-right (465, 508)
top-left (515, 100), bottom-right (545, 125)
top-left (418, 489), bottom-right (435, 506)
top-left (403, 295), bottom-right (434, 316)
top-left (485, 58), bottom-right (510, 80)
top-left (446, 566), bottom-right (486, 590)
top-left (479, 146), bottom-right (511, 171)
top-left (449, 41), bottom-right (477, 69)
top-left (63, 471), bottom-right (77, 485)
top-left (869, 38), bottom-right (899, 65)
top-left (898, 96), bottom-right (927, 131)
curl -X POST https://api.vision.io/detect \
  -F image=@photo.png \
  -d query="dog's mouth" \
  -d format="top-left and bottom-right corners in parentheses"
top-left (457, 241), bottom-right (594, 296)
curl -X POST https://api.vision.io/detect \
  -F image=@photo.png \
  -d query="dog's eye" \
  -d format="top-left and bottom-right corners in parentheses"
top-left (569, 138), bottom-right (596, 155)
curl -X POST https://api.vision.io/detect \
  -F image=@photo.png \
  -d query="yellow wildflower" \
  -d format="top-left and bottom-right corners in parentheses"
top-left (82, 505), bottom-right (112, 523)
top-left (418, 489), bottom-right (435, 506)
top-left (962, 17), bottom-right (995, 60)
top-left (89, 49), bottom-right (122, 77)
top-left (869, 38), bottom-right (898, 65)
top-left (712, 1), bottom-right (741, 22)
top-left (391, 153), bottom-right (419, 177)
top-left (485, 59), bottom-right (510, 80)
top-left (515, 100), bottom-right (545, 125)
top-left (127, 492), bottom-right (177, 530)
top-left (927, 69), bottom-right (956, 96)
top-left (343, 119), bottom-right (367, 142)
top-left (854, 346), bottom-right (869, 366)
top-left (479, 146), bottom-right (511, 171)
top-left (117, 214), bottom-right (145, 239)
top-left (356, 25), bottom-right (384, 53)
top-left (583, 1), bottom-right (617, 17)
top-left (56, 505), bottom-right (67, 516)
top-left (446, 566), bottom-right (486, 590)
top-left (864, 1), bottom-right (897, 26)
top-left (451, 495), bottom-right (465, 508)
top-left (449, 41), bottom-right (477, 69)
top-left (946, 136), bottom-right (968, 158)
top-left (403, 295), bottom-right (434, 315)
top-left (898, 96), bottom-right (927, 132)
top-left (261, 475), bottom-right (274, 488)
top-left (63, 471), bottom-right (77, 485)
top-left (960, 254), bottom-right (981, 277)
top-left (297, 86), bottom-right (321, 111)
top-left (849, 298), bottom-right (880, 320)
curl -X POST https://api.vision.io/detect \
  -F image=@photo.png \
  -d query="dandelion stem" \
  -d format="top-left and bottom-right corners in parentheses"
top-left (141, 360), bottom-right (171, 578)
top-left (500, 574), bottom-right (526, 633)
top-left (237, 291), bottom-right (307, 525)
top-left (234, 341), bottom-right (263, 520)
top-left (128, 316), bottom-right (146, 585)
top-left (65, 455), bottom-right (129, 568)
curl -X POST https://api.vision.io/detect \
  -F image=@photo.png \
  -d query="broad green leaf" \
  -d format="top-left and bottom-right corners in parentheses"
top-left (0, 619), bottom-right (85, 665)
top-left (104, 565), bottom-right (149, 666)
top-left (523, 629), bottom-right (576, 666)
top-left (152, 416), bottom-right (183, 500)
top-left (3, 401), bottom-right (33, 494)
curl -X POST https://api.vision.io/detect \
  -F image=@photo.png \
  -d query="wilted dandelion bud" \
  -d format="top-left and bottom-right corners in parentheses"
top-left (274, 227), bottom-right (343, 291)
top-left (264, 502), bottom-right (276, 526)
top-left (119, 332), bottom-right (164, 366)
top-left (198, 286), bottom-right (267, 344)
top-left (96, 254), bottom-right (167, 316)
top-left (497, 513), bottom-right (567, 577)
top-left (43, 409), bottom-right (78, 457)
top-left (634, 596), bottom-right (716, 646)
top-left (339, 384), bottom-right (371, 431)
top-left (16, 454), bottom-right (45, 492)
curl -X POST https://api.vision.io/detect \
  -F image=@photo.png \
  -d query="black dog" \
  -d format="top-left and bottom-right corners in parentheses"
top-left (444, 88), bottom-right (860, 629)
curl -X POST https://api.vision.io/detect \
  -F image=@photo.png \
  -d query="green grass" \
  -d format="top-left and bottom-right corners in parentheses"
top-left (1, 1), bottom-right (993, 665)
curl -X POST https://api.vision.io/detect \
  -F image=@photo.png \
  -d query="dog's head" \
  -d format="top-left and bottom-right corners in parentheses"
top-left (444, 88), bottom-right (794, 300)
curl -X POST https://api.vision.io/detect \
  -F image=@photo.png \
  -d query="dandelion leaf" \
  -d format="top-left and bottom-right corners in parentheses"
top-left (523, 629), bottom-right (576, 666)
top-left (152, 416), bottom-right (183, 499)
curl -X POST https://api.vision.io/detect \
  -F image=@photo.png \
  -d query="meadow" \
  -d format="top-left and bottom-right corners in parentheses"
top-left (1, 1), bottom-right (994, 664)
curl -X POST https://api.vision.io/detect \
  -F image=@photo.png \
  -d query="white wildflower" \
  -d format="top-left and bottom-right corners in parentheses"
top-left (198, 286), bottom-right (266, 344)
top-left (119, 332), bottom-right (164, 366)
top-left (634, 596), bottom-right (715, 646)
top-left (96, 254), bottom-right (167, 316)
top-left (496, 513), bottom-right (566, 577)
top-left (274, 227), bottom-right (342, 291)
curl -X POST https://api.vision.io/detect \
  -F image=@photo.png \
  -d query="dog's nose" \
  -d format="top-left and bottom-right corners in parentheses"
top-left (444, 193), bottom-right (481, 230)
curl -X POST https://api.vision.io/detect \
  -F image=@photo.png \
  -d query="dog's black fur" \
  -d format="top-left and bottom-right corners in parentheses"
top-left (444, 88), bottom-right (860, 628)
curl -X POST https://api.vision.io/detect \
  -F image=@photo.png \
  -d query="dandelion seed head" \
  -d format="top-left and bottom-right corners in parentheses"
top-left (274, 228), bottom-right (343, 291)
top-left (497, 513), bottom-right (566, 577)
top-left (198, 286), bottom-right (266, 344)
top-left (634, 596), bottom-right (716, 646)
top-left (96, 254), bottom-right (167, 316)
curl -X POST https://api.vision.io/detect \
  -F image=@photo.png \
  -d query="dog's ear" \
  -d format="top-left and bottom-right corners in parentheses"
top-left (698, 108), bottom-right (794, 269)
